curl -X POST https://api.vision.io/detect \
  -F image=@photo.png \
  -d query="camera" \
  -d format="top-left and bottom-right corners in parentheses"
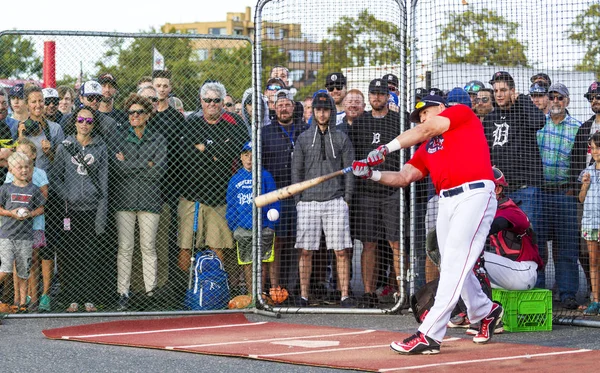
top-left (23, 119), bottom-right (41, 137)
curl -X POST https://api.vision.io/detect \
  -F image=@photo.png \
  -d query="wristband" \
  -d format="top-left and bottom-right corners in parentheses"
top-left (386, 138), bottom-right (402, 153)
top-left (370, 170), bottom-right (382, 181)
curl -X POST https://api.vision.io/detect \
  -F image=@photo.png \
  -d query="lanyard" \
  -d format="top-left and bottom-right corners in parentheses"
top-left (280, 124), bottom-right (295, 147)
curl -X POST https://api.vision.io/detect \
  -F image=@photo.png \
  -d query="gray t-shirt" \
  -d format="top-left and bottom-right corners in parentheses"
top-left (0, 183), bottom-right (45, 240)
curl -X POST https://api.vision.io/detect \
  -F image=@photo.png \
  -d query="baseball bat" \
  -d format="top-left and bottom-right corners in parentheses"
top-left (254, 166), bottom-right (352, 208)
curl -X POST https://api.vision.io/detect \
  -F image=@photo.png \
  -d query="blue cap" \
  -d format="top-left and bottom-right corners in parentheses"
top-left (388, 92), bottom-right (399, 106)
top-left (529, 82), bottom-right (548, 95)
top-left (241, 141), bottom-right (252, 153)
top-left (446, 87), bottom-right (472, 108)
top-left (8, 83), bottom-right (24, 99)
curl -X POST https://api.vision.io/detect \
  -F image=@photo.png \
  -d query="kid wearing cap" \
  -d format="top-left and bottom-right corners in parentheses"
top-left (226, 141), bottom-right (280, 296)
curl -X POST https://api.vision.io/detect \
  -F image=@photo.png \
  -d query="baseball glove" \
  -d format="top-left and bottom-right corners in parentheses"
top-left (410, 278), bottom-right (439, 323)
top-left (426, 228), bottom-right (440, 267)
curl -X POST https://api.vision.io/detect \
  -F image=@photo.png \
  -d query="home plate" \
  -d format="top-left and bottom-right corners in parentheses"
top-left (272, 340), bottom-right (340, 348)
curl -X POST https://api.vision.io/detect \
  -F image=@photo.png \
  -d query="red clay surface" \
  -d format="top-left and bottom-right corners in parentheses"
top-left (43, 314), bottom-right (600, 372)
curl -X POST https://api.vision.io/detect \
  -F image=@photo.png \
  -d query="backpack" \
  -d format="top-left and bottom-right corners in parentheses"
top-left (184, 250), bottom-right (230, 310)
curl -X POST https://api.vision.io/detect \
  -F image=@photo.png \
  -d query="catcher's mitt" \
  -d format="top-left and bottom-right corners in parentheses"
top-left (426, 228), bottom-right (440, 267)
top-left (410, 278), bottom-right (439, 323)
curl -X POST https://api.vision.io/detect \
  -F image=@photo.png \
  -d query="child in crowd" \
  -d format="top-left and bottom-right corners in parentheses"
top-left (0, 152), bottom-right (46, 312)
top-left (226, 141), bottom-right (280, 296)
top-left (579, 132), bottom-right (600, 315)
top-left (5, 138), bottom-right (49, 312)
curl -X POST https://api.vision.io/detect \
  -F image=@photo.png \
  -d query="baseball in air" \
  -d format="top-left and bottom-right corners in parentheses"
top-left (267, 209), bottom-right (279, 222)
top-left (16, 208), bottom-right (28, 218)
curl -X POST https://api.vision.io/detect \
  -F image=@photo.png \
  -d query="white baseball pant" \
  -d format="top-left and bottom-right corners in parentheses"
top-left (483, 251), bottom-right (538, 290)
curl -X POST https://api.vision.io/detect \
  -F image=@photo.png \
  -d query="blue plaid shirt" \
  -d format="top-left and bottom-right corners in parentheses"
top-left (536, 114), bottom-right (582, 185)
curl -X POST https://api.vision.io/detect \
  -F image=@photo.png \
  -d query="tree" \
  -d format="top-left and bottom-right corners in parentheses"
top-left (436, 9), bottom-right (528, 67)
top-left (568, 3), bottom-right (600, 76)
top-left (0, 34), bottom-right (42, 79)
top-left (297, 9), bottom-right (404, 98)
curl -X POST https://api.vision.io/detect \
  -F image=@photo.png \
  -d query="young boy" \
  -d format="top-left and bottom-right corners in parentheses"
top-left (0, 152), bottom-right (45, 312)
top-left (226, 142), bottom-right (280, 297)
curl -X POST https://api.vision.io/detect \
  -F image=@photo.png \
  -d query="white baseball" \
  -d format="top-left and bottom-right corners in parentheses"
top-left (17, 208), bottom-right (28, 218)
top-left (267, 209), bottom-right (279, 222)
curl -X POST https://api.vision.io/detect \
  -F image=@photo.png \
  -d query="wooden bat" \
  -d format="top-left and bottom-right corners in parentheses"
top-left (254, 166), bottom-right (352, 208)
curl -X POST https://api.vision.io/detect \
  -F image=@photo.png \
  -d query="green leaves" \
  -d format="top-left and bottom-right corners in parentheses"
top-left (0, 34), bottom-right (42, 79)
top-left (568, 3), bottom-right (600, 77)
top-left (436, 9), bottom-right (528, 67)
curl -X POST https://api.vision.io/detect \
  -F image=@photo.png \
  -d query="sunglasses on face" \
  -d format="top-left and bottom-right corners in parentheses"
top-left (588, 94), bottom-right (600, 102)
top-left (202, 98), bottom-right (222, 104)
top-left (530, 93), bottom-right (547, 98)
top-left (45, 98), bottom-right (59, 106)
top-left (225, 102), bottom-right (234, 107)
top-left (85, 95), bottom-right (103, 102)
top-left (266, 85), bottom-right (282, 91)
top-left (327, 85), bottom-right (345, 92)
top-left (548, 95), bottom-right (565, 101)
top-left (128, 109), bottom-right (148, 116)
top-left (474, 97), bottom-right (491, 104)
top-left (76, 116), bottom-right (94, 125)
top-left (388, 85), bottom-right (397, 92)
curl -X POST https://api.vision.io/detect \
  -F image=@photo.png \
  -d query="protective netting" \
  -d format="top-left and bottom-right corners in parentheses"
top-left (255, 0), bottom-right (405, 310)
top-left (0, 31), bottom-right (252, 313)
top-left (413, 0), bottom-right (600, 321)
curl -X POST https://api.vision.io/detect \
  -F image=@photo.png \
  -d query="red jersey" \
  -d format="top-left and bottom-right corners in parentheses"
top-left (407, 105), bottom-right (494, 194)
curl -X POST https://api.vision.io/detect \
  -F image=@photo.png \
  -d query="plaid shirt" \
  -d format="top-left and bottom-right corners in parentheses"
top-left (536, 114), bottom-right (582, 185)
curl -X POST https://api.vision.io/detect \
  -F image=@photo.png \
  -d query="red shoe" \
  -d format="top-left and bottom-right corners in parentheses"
top-left (473, 302), bottom-right (504, 344)
top-left (390, 331), bottom-right (441, 355)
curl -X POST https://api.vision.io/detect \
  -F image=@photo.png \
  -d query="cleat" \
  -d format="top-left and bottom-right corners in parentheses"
top-left (390, 331), bottom-right (441, 355)
top-left (473, 302), bottom-right (503, 344)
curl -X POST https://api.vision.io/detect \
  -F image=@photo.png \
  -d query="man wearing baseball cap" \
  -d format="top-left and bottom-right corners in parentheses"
top-left (529, 81), bottom-right (550, 115)
top-left (383, 73), bottom-right (399, 94)
top-left (8, 83), bottom-right (28, 123)
top-left (97, 73), bottom-right (126, 125)
top-left (353, 88), bottom-right (502, 353)
top-left (292, 92), bottom-right (355, 307)
top-left (482, 71), bottom-right (545, 272)
top-left (325, 72), bottom-right (347, 125)
top-left (349, 78), bottom-right (402, 309)
top-left (536, 82), bottom-right (584, 310)
top-left (464, 80), bottom-right (485, 107)
top-left (530, 72), bottom-right (551, 86)
top-left (42, 88), bottom-right (61, 123)
top-left (581, 82), bottom-right (600, 165)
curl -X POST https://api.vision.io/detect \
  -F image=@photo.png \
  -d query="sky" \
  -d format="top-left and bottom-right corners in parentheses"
top-left (2, 1), bottom-right (256, 33)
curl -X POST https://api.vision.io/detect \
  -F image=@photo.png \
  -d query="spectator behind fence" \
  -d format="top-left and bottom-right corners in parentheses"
top-left (97, 73), bottom-right (127, 125)
top-left (483, 71), bottom-right (546, 283)
top-left (8, 83), bottom-right (28, 123)
top-left (474, 88), bottom-right (494, 122)
top-left (579, 132), bottom-right (600, 315)
top-left (325, 72), bottom-right (347, 126)
top-left (464, 80), bottom-right (485, 107)
top-left (531, 72), bottom-right (552, 86)
top-left (271, 65), bottom-right (290, 88)
top-left (18, 85), bottom-right (65, 172)
top-left (177, 82), bottom-right (248, 290)
top-left (0, 152), bottom-right (45, 313)
top-left (264, 77), bottom-right (286, 120)
top-left (0, 89), bottom-right (17, 174)
top-left (53, 106), bottom-right (108, 312)
top-left (112, 94), bottom-right (167, 311)
top-left (536, 83), bottom-right (584, 310)
top-left (168, 96), bottom-right (185, 115)
top-left (42, 88), bottom-right (62, 124)
top-left (61, 81), bottom-right (123, 141)
top-left (582, 82), bottom-right (600, 165)
top-left (5, 138), bottom-right (49, 312)
top-left (338, 89), bottom-right (366, 135)
top-left (292, 92), bottom-right (355, 308)
top-left (57, 85), bottom-right (75, 116)
top-left (224, 94), bottom-right (235, 113)
top-left (240, 87), bottom-right (270, 138)
top-left (226, 141), bottom-right (280, 295)
top-left (137, 76), bottom-right (153, 90)
top-left (529, 82), bottom-right (550, 115)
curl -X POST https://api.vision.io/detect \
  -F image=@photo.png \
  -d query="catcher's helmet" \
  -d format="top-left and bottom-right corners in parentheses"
top-left (493, 167), bottom-right (508, 187)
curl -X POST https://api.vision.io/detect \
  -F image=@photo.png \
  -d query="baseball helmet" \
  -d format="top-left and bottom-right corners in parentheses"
top-left (493, 167), bottom-right (508, 187)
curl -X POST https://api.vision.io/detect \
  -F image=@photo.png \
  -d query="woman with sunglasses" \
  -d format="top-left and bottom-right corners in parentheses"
top-left (18, 85), bottom-right (65, 172)
top-left (112, 94), bottom-right (167, 311)
top-left (53, 106), bottom-right (108, 312)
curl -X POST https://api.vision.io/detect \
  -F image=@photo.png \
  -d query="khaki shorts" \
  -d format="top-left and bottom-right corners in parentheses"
top-left (0, 238), bottom-right (33, 279)
top-left (177, 198), bottom-right (233, 249)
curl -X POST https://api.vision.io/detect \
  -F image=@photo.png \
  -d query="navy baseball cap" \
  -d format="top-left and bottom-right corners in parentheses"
top-left (529, 82), bottom-right (549, 95)
top-left (489, 71), bottom-right (514, 85)
top-left (312, 92), bottom-right (333, 109)
top-left (530, 73), bottom-right (551, 85)
top-left (325, 72), bottom-right (346, 87)
top-left (584, 82), bottom-right (600, 100)
top-left (446, 87), bottom-right (471, 108)
top-left (369, 78), bottom-right (389, 94)
top-left (382, 73), bottom-right (399, 87)
top-left (8, 83), bottom-right (24, 99)
top-left (409, 95), bottom-right (447, 123)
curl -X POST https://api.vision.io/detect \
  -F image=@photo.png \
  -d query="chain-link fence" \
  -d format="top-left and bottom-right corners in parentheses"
top-left (0, 31), bottom-right (253, 314)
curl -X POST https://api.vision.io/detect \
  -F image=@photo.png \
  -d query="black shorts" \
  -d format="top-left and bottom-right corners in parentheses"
top-left (351, 191), bottom-right (400, 243)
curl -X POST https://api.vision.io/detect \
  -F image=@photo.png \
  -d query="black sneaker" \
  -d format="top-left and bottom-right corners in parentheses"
top-left (563, 297), bottom-right (578, 310)
top-left (116, 294), bottom-right (129, 311)
top-left (358, 292), bottom-right (378, 308)
top-left (473, 302), bottom-right (503, 344)
top-left (390, 331), bottom-right (441, 354)
top-left (341, 297), bottom-right (357, 308)
top-left (323, 290), bottom-right (342, 305)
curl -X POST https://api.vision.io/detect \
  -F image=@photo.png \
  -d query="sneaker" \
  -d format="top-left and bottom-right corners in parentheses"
top-left (583, 302), bottom-right (600, 315)
top-left (116, 294), bottom-right (129, 311)
top-left (563, 297), bottom-right (579, 310)
top-left (358, 293), bottom-right (377, 308)
top-left (39, 294), bottom-right (51, 312)
top-left (390, 331), bottom-right (441, 355)
top-left (466, 321), bottom-right (504, 336)
top-left (341, 297), bottom-right (358, 308)
top-left (323, 290), bottom-right (342, 305)
top-left (448, 312), bottom-right (470, 328)
top-left (296, 297), bottom-right (309, 307)
top-left (473, 302), bottom-right (504, 344)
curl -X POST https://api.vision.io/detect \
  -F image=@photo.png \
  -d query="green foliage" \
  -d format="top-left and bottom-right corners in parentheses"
top-left (297, 9), bottom-right (404, 98)
top-left (198, 44), bottom-right (252, 101)
top-left (568, 3), bottom-right (600, 77)
top-left (0, 34), bottom-right (42, 79)
top-left (436, 9), bottom-right (528, 67)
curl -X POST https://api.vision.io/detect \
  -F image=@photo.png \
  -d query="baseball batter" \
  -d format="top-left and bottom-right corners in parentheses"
top-left (352, 95), bottom-right (502, 354)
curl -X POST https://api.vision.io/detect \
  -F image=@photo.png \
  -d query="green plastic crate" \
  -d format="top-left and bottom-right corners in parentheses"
top-left (491, 288), bottom-right (552, 332)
